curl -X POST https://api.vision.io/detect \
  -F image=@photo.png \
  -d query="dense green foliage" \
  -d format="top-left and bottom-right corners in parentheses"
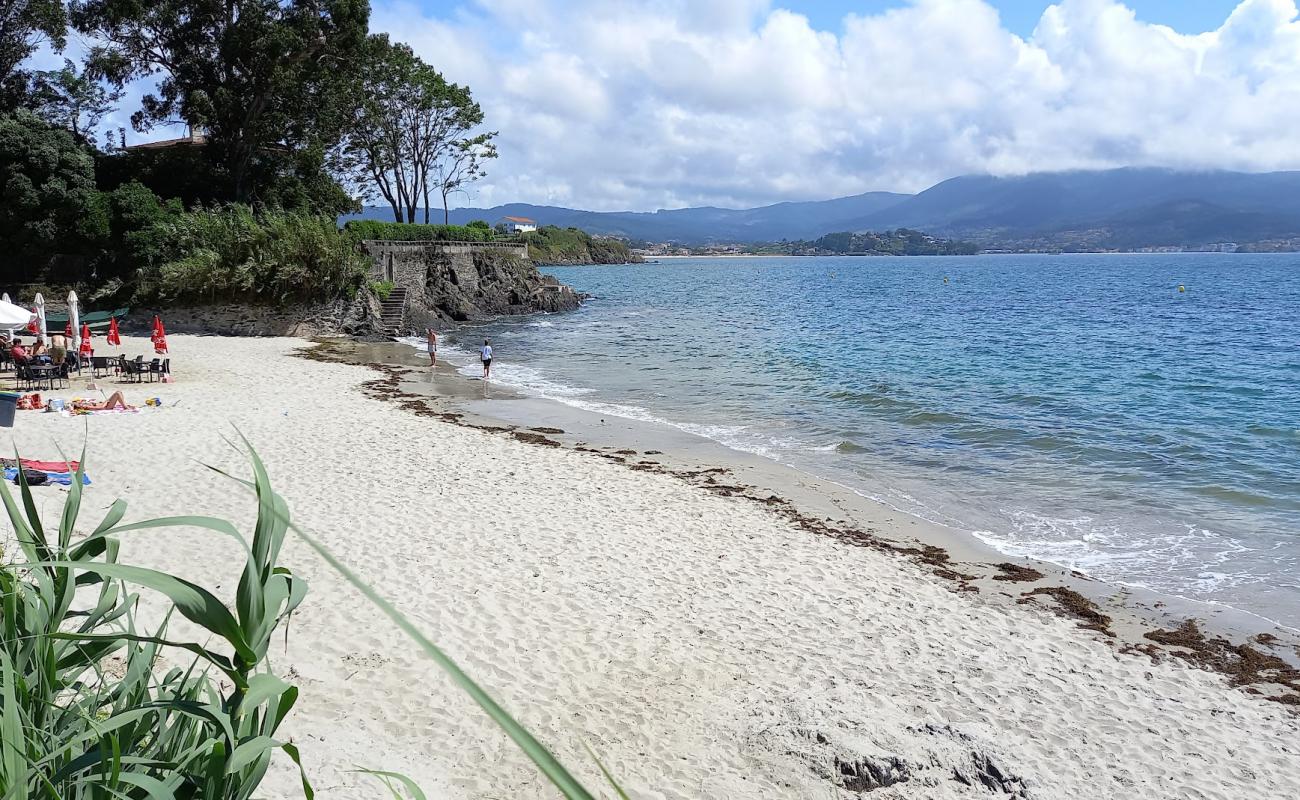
top-left (0, 448), bottom-right (311, 798)
top-left (343, 219), bottom-right (494, 242)
top-left (787, 228), bottom-right (980, 256)
top-left (0, 0), bottom-right (505, 294)
top-left (0, 110), bottom-right (100, 266)
top-left (72, 0), bottom-right (369, 211)
top-left (135, 206), bottom-right (368, 304)
top-left (98, 181), bottom-right (184, 273)
top-left (522, 226), bottom-right (637, 264)
top-left (1, 0), bottom-right (498, 301)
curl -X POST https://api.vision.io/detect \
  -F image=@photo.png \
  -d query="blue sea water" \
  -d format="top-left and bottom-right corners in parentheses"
top-left (446, 254), bottom-right (1300, 627)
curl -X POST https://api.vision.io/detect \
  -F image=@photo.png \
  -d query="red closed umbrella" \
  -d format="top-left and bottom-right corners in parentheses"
top-left (106, 317), bottom-right (121, 347)
top-left (27, 309), bottom-right (38, 334)
top-left (79, 323), bottom-right (93, 357)
top-left (152, 316), bottom-right (168, 355)
top-left (64, 319), bottom-right (73, 338)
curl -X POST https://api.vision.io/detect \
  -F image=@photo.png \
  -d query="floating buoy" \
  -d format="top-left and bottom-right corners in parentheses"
top-left (943, 277), bottom-right (949, 284)
top-left (1178, 284), bottom-right (1186, 293)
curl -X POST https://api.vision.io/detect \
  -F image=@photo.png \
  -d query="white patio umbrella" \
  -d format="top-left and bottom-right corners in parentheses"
top-left (0, 293), bottom-right (17, 337)
top-left (68, 290), bottom-right (81, 352)
top-left (34, 293), bottom-right (47, 340)
top-left (0, 299), bottom-right (32, 328)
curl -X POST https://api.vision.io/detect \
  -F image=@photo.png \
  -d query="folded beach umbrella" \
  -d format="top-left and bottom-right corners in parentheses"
top-left (26, 309), bottom-right (38, 334)
top-left (106, 316), bottom-right (121, 347)
top-left (67, 290), bottom-right (80, 350)
top-left (152, 315), bottom-right (168, 354)
top-left (34, 293), bottom-right (47, 339)
top-left (64, 319), bottom-right (73, 338)
top-left (79, 323), bottom-right (93, 357)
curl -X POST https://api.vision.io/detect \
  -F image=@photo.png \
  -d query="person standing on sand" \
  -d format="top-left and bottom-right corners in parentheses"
top-left (481, 339), bottom-right (493, 379)
top-left (426, 328), bottom-right (437, 366)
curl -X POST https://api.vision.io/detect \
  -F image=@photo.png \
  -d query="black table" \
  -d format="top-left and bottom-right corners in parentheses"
top-left (26, 364), bottom-right (58, 391)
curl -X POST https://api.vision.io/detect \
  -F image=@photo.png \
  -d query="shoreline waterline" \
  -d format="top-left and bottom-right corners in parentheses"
top-left (365, 333), bottom-right (1300, 654)
top-left (466, 253), bottom-right (1300, 629)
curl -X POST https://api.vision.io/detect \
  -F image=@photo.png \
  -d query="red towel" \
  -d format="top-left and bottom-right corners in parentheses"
top-left (18, 459), bottom-right (81, 472)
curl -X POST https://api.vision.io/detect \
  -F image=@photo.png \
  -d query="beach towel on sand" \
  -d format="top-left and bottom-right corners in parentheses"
top-left (1, 458), bottom-right (81, 473)
top-left (3, 468), bottom-right (91, 486)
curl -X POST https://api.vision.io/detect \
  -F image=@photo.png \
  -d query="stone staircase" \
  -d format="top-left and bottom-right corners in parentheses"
top-left (379, 286), bottom-right (409, 336)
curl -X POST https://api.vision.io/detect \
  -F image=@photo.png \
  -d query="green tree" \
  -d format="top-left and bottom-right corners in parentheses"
top-left (338, 34), bottom-right (491, 224)
top-left (72, 0), bottom-right (369, 210)
top-left (0, 0), bottom-right (67, 111)
top-left (97, 179), bottom-right (182, 277)
top-left (434, 130), bottom-right (497, 225)
top-left (0, 110), bottom-right (100, 272)
top-left (27, 59), bottom-right (123, 141)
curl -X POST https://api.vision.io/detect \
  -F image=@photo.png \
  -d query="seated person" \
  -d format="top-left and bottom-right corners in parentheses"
top-left (30, 337), bottom-right (51, 364)
top-left (10, 338), bottom-right (28, 363)
top-left (73, 391), bottom-right (134, 411)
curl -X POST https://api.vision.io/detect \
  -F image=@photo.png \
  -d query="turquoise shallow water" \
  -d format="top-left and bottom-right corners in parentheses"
top-left (443, 254), bottom-right (1300, 627)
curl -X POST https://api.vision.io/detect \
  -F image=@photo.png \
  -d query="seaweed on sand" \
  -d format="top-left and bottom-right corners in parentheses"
top-left (1019, 587), bottom-right (1114, 636)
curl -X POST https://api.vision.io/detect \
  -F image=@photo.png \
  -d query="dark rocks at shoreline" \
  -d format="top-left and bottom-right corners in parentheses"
top-left (124, 291), bottom-right (387, 339)
top-left (369, 244), bottom-right (584, 333)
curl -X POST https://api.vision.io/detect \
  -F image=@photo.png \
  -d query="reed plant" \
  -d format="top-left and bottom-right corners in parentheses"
top-left (0, 443), bottom-right (614, 799)
top-left (0, 448), bottom-right (311, 798)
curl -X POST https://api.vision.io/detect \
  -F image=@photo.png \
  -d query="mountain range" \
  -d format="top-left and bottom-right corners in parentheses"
top-left (342, 168), bottom-right (1300, 249)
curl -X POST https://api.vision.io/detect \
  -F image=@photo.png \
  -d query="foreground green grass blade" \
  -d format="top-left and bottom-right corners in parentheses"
top-left (281, 518), bottom-right (598, 800)
top-left (353, 768), bottom-right (428, 800)
top-left (213, 440), bottom-right (605, 800)
top-left (582, 742), bottom-right (632, 800)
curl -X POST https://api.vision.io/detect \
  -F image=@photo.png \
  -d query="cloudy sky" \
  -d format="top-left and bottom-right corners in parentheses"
top-left (42, 0), bottom-right (1300, 211)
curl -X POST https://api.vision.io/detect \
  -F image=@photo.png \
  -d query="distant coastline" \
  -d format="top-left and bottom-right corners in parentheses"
top-left (349, 168), bottom-right (1300, 254)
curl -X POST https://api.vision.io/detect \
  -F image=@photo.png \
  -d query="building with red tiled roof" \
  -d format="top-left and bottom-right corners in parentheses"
top-left (497, 215), bottom-right (538, 233)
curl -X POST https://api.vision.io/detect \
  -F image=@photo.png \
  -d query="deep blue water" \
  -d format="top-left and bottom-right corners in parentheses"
top-left (443, 255), bottom-right (1300, 626)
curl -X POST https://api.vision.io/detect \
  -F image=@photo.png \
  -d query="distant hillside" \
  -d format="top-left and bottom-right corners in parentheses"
top-left (341, 169), bottom-right (1300, 250)
top-left (846, 168), bottom-right (1300, 249)
top-left (341, 191), bottom-right (910, 244)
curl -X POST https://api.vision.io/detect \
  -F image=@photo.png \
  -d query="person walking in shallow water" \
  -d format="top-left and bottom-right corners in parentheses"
top-left (426, 328), bottom-right (437, 366)
top-left (481, 339), bottom-right (493, 379)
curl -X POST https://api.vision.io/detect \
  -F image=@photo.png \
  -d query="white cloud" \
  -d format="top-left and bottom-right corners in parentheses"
top-left (26, 0), bottom-right (1293, 210)
top-left (371, 0), bottom-right (1300, 211)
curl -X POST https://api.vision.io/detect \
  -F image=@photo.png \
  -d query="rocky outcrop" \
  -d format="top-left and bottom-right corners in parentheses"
top-left (137, 243), bottom-right (585, 339)
top-left (127, 292), bottom-right (386, 339)
top-left (363, 242), bottom-right (584, 334)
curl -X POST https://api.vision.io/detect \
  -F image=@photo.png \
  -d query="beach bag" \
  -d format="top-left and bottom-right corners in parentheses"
top-left (16, 469), bottom-right (47, 486)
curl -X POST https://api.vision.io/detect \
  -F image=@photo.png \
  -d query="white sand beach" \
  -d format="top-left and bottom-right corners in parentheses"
top-left (3, 335), bottom-right (1297, 799)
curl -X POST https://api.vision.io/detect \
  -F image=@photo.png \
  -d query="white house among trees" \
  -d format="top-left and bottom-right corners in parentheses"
top-left (497, 215), bottom-right (537, 233)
